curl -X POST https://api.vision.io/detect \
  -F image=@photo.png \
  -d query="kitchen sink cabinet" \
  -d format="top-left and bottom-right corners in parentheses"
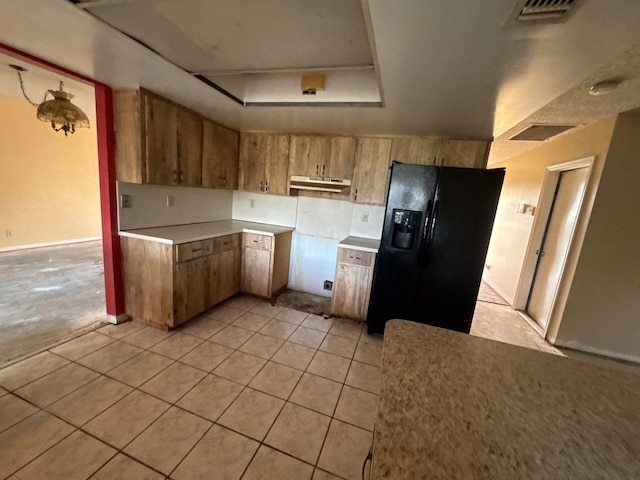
top-left (241, 231), bottom-right (292, 299)
top-left (352, 137), bottom-right (393, 206)
top-left (239, 133), bottom-right (290, 195)
top-left (121, 233), bottom-right (242, 329)
top-left (331, 247), bottom-right (377, 321)
top-left (202, 119), bottom-right (239, 189)
top-left (114, 89), bottom-right (202, 187)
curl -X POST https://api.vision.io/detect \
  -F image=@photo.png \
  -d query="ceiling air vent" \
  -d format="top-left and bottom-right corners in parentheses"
top-left (509, 124), bottom-right (577, 141)
top-left (505, 0), bottom-right (579, 27)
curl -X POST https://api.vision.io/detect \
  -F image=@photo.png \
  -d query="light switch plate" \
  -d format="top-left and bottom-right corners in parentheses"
top-left (119, 194), bottom-right (132, 208)
top-left (361, 211), bottom-right (369, 223)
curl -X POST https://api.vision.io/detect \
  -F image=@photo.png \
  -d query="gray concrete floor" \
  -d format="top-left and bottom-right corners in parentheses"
top-left (0, 241), bottom-right (108, 365)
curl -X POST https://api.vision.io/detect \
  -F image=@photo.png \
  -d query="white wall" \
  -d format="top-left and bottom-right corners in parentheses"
top-left (232, 191), bottom-right (297, 227)
top-left (118, 182), bottom-right (233, 230)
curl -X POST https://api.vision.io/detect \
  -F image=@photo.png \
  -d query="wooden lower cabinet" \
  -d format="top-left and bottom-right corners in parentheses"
top-left (241, 231), bottom-right (293, 299)
top-left (121, 233), bottom-right (241, 329)
top-left (331, 247), bottom-right (377, 321)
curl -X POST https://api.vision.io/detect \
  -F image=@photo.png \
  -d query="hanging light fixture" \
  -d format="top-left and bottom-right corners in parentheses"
top-left (9, 64), bottom-right (90, 136)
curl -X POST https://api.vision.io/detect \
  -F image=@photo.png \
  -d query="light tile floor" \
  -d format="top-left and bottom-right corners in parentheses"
top-left (0, 295), bottom-right (381, 480)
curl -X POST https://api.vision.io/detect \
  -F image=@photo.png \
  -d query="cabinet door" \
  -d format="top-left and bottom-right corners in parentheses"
top-left (331, 263), bottom-right (371, 320)
top-left (174, 257), bottom-right (209, 326)
top-left (145, 94), bottom-right (178, 185)
top-left (264, 134), bottom-right (290, 195)
top-left (177, 108), bottom-right (203, 187)
top-left (242, 247), bottom-right (272, 297)
top-left (114, 89), bottom-right (143, 183)
top-left (438, 140), bottom-right (490, 168)
top-left (289, 135), bottom-right (329, 177)
top-left (352, 137), bottom-right (392, 205)
top-left (218, 248), bottom-right (241, 301)
top-left (239, 133), bottom-right (267, 193)
top-left (327, 136), bottom-right (356, 179)
top-left (202, 120), bottom-right (239, 189)
top-left (390, 137), bottom-right (440, 166)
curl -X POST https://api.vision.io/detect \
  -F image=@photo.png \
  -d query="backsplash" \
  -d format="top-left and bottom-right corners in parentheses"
top-left (117, 182), bottom-right (233, 230)
top-left (232, 191), bottom-right (298, 227)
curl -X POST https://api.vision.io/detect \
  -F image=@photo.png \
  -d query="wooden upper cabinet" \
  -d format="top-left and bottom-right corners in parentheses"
top-left (437, 140), bottom-right (490, 169)
top-left (328, 136), bottom-right (356, 179)
top-left (390, 137), bottom-right (440, 166)
top-left (352, 137), bottom-right (392, 206)
top-left (202, 119), bottom-right (239, 190)
top-left (176, 108), bottom-right (203, 187)
top-left (239, 133), bottom-right (289, 195)
top-left (289, 135), bottom-right (329, 177)
top-left (115, 89), bottom-right (204, 187)
top-left (145, 94), bottom-right (178, 185)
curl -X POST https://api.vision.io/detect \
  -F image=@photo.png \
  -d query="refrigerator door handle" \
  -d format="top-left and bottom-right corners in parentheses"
top-left (419, 200), bottom-right (434, 263)
top-left (428, 200), bottom-right (440, 246)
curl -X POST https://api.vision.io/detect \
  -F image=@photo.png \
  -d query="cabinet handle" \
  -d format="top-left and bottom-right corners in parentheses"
top-left (223, 241), bottom-right (230, 245)
top-left (252, 240), bottom-right (259, 243)
top-left (265, 181), bottom-right (269, 192)
top-left (191, 248), bottom-right (203, 252)
top-left (322, 164), bottom-right (326, 176)
top-left (259, 180), bottom-right (263, 191)
top-left (315, 164), bottom-right (319, 175)
top-left (349, 255), bottom-right (362, 260)
top-left (354, 188), bottom-right (358, 202)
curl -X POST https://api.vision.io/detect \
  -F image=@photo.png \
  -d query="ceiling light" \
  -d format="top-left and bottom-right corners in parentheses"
top-left (589, 80), bottom-right (621, 96)
top-left (9, 64), bottom-right (90, 136)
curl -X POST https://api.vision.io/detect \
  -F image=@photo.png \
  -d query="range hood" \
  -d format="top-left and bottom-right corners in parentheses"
top-left (290, 175), bottom-right (352, 193)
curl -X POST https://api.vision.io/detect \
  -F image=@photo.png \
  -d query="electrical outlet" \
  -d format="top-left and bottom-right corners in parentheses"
top-left (5, 229), bottom-right (12, 238)
top-left (119, 194), bottom-right (132, 208)
top-left (361, 211), bottom-right (369, 223)
top-left (166, 195), bottom-right (174, 207)
top-left (249, 199), bottom-right (256, 208)
top-left (323, 280), bottom-right (333, 291)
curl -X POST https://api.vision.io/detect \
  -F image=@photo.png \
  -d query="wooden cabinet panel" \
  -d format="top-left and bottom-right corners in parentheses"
top-left (438, 140), bottom-right (490, 168)
top-left (202, 120), bottom-right (239, 189)
top-left (352, 138), bottom-right (392, 206)
top-left (390, 137), bottom-right (440, 166)
top-left (177, 108), bottom-right (203, 187)
top-left (145, 94), bottom-right (178, 185)
top-left (239, 133), bottom-right (268, 193)
top-left (328, 136), bottom-right (356, 179)
top-left (265, 134), bottom-right (290, 195)
top-left (331, 263), bottom-right (371, 320)
top-left (289, 135), bottom-right (329, 177)
top-left (216, 248), bottom-right (242, 303)
top-left (214, 233), bottom-right (241, 253)
top-left (243, 233), bottom-right (273, 251)
top-left (174, 257), bottom-right (209, 326)
top-left (239, 133), bottom-right (289, 195)
top-left (242, 247), bottom-right (272, 297)
top-left (175, 239), bottom-right (214, 263)
top-left (337, 248), bottom-right (374, 267)
top-left (114, 89), bottom-right (143, 183)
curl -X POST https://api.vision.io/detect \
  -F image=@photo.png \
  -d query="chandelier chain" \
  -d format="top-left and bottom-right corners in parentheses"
top-left (16, 70), bottom-right (45, 108)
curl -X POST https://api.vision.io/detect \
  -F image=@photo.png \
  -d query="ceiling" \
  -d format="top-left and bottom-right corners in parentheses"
top-left (2, 0), bottom-right (640, 165)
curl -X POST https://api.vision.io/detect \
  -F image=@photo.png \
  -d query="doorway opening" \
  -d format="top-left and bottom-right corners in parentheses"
top-left (0, 43), bottom-right (124, 366)
top-left (513, 156), bottom-right (594, 336)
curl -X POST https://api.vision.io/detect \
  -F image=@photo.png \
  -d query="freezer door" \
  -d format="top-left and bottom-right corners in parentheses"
top-left (367, 163), bottom-right (438, 334)
top-left (413, 167), bottom-right (504, 333)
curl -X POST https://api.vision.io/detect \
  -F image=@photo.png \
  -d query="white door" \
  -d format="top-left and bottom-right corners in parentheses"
top-left (526, 167), bottom-right (589, 329)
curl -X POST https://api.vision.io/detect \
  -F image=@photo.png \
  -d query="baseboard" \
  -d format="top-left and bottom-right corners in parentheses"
top-left (481, 276), bottom-right (514, 305)
top-left (553, 339), bottom-right (640, 365)
top-left (0, 237), bottom-right (102, 253)
top-left (108, 313), bottom-right (130, 325)
top-left (515, 310), bottom-right (544, 336)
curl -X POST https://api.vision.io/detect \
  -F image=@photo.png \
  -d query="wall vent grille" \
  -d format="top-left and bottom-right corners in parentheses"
top-left (518, 0), bottom-right (576, 21)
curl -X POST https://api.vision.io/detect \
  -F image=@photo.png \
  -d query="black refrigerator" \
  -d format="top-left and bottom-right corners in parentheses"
top-left (367, 162), bottom-right (504, 335)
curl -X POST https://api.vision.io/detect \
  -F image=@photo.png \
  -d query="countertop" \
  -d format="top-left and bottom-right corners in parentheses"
top-left (371, 320), bottom-right (640, 479)
top-left (338, 236), bottom-right (380, 253)
top-left (119, 220), bottom-right (294, 245)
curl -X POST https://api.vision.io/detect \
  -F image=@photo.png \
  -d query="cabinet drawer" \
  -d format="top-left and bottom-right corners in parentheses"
top-left (338, 248), bottom-right (374, 267)
top-left (175, 239), bottom-right (214, 263)
top-left (213, 234), bottom-right (241, 254)
top-left (243, 233), bottom-right (273, 251)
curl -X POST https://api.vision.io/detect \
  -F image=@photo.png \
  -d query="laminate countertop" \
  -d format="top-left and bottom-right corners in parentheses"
top-left (371, 319), bottom-right (640, 479)
top-left (338, 236), bottom-right (380, 253)
top-left (119, 220), bottom-right (294, 245)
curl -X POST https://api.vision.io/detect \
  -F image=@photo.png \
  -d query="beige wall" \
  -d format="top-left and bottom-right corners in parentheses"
top-left (0, 94), bottom-right (100, 249)
top-left (555, 113), bottom-right (640, 360)
top-left (485, 117), bottom-right (617, 304)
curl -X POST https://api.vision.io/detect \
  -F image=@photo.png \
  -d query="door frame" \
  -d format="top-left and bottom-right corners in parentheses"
top-left (0, 42), bottom-right (126, 323)
top-left (513, 156), bottom-right (594, 337)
